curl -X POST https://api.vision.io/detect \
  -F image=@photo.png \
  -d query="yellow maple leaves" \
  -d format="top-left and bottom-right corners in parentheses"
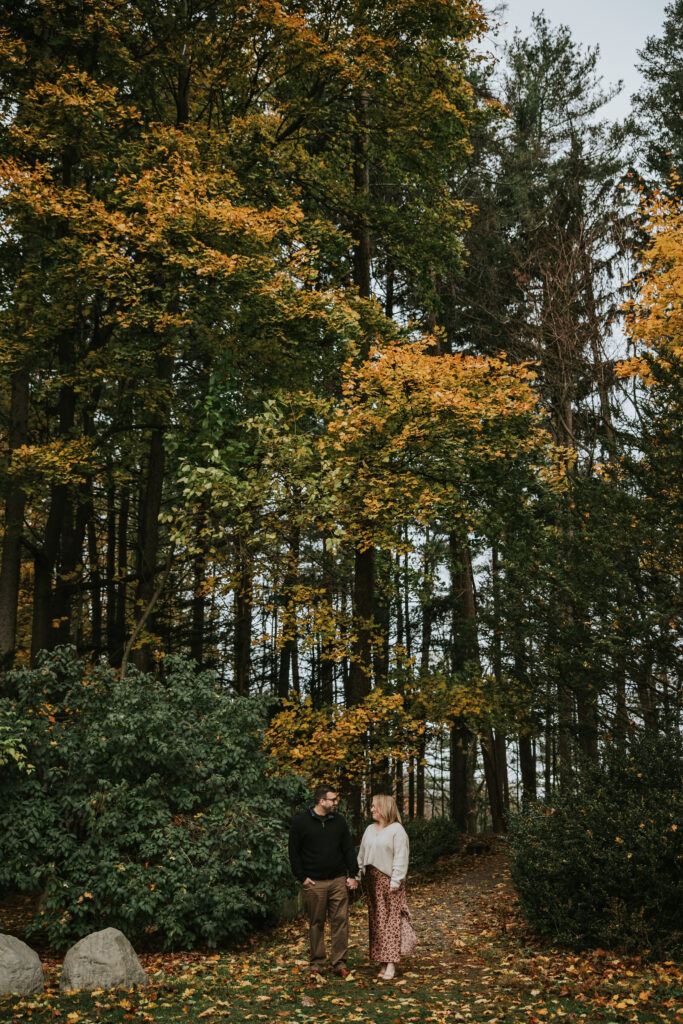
top-left (265, 689), bottom-right (424, 786)
top-left (623, 191), bottom-right (683, 368)
top-left (319, 337), bottom-right (550, 545)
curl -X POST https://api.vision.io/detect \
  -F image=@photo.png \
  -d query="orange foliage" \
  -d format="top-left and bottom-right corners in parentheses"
top-left (265, 690), bottom-right (424, 788)
top-left (624, 191), bottom-right (683, 367)
top-left (319, 338), bottom-right (549, 548)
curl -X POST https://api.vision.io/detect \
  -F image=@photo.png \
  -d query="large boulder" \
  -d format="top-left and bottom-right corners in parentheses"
top-left (60, 928), bottom-right (148, 992)
top-left (0, 934), bottom-right (44, 995)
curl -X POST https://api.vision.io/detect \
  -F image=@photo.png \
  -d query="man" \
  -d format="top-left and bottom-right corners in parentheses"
top-left (288, 784), bottom-right (359, 979)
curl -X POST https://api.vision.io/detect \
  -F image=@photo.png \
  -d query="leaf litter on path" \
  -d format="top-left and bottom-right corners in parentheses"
top-left (2, 850), bottom-right (681, 1023)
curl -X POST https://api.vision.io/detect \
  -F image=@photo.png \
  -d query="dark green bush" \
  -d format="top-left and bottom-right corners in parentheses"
top-left (0, 648), bottom-right (305, 950)
top-left (404, 816), bottom-right (461, 872)
top-left (508, 735), bottom-right (683, 954)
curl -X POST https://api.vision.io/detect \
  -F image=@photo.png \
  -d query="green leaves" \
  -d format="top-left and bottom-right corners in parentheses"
top-left (0, 649), bottom-right (306, 950)
top-left (0, 702), bottom-right (34, 771)
top-left (508, 735), bottom-right (683, 955)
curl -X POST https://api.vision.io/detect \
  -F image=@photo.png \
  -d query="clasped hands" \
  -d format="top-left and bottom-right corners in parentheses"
top-left (302, 877), bottom-right (358, 889)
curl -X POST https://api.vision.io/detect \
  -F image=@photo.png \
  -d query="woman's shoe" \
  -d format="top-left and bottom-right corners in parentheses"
top-left (383, 963), bottom-right (396, 981)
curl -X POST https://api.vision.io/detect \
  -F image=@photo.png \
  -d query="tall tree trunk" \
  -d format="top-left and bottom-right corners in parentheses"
top-left (345, 85), bottom-right (375, 827)
top-left (31, 333), bottom-right (77, 664)
top-left (109, 487), bottom-right (129, 667)
top-left (416, 734), bottom-right (426, 818)
top-left (576, 686), bottom-right (599, 761)
top-left (480, 726), bottom-right (506, 832)
top-left (277, 527), bottom-right (300, 700)
top-left (190, 545), bottom-right (205, 668)
top-left (0, 367), bottom-right (29, 677)
top-left (518, 733), bottom-right (537, 802)
top-left (348, 545), bottom-right (375, 705)
top-left (87, 489), bottom-right (102, 659)
top-left (131, 433), bottom-right (165, 671)
top-left (131, 355), bottom-right (172, 672)
top-left (393, 552), bottom-right (405, 815)
top-left (635, 649), bottom-right (659, 732)
top-left (53, 493), bottom-right (88, 646)
top-left (449, 721), bottom-right (470, 831)
top-left (348, 86), bottom-right (375, 705)
top-left (613, 657), bottom-right (628, 750)
top-left (189, 494), bottom-right (209, 669)
top-left (372, 553), bottom-right (391, 685)
top-left (448, 533), bottom-right (478, 827)
top-left (320, 533), bottom-right (335, 704)
top-left (408, 759), bottom-right (415, 819)
top-left (490, 545), bottom-right (510, 815)
top-left (30, 487), bottom-right (65, 662)
top-left (557, 675), bottom-right (573, 791)
top-left (418, 587), bottom-right (433, 819)
top-left (513, 631), bottom-right (536, 801)
top-left (233, 536), bottom-right (253, 696)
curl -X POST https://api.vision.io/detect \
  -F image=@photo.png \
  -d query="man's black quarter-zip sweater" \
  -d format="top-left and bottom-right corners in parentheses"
top-left (288, 808), bottom-right (359, 883)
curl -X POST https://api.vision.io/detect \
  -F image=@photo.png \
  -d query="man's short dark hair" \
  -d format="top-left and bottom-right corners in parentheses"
top-left (314, 783), bottom-right (337, 804)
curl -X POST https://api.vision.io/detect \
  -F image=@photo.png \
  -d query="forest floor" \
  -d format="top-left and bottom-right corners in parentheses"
top-left (2, 850), bottom-right (682, 1024)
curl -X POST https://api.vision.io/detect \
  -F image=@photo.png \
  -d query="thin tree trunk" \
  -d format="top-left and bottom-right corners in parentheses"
top-left (30, 485), bottom-right (65, 663)
top-left (416, 734), bottom-right (426, 818)
top-left (635, 651), bottom-right (659, 732)
top-left (53, 494), bottom-right (88, 646)
top-left (234, 536), bottom-right (253, 696)
top-left (87, 497), bottom-right (102, 659)
top-left (0, 367), bottom-right (29, 676)
top-left (190, 544), bottom-right (205, 667)
top-left (480, 727), bottom-right (506, 832)
top-left (31, 333), bottom-right (77, 663)
top-left (449, 721), bottom-right (470, 831)
top-left (345, 85), bottom-right (375, 828)
top-left (373, 554), bottom-right (391, 685)
top-left (518, 733), bottom-right (537, 803)
top-left (320, 533), bottom-right (335, 704)
top-left (418, 585), bottom-right (433, 819)
top-left (557, 677), bottom-right (573, 791)
top-left (189, 495), bottom-right (209, 668)
top-left (613, 658), bottom-right (628, 750)
top-left (110, 487), bottom-right (129, 667)
top-left (278, 528), bottom-right (300, 700)
top-left (348, 545), bottom-right (375, 705)
top-left (448, 533), bottom-right (478, 827)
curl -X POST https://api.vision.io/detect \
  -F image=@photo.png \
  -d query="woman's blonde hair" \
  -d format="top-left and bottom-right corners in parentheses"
top-left (371, 793), bottom-right (401, 825)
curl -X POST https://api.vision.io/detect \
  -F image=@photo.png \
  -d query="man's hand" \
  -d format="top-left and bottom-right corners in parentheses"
top-left (303, 877), bottom-right (315, 887)
top-left (346, 878), bottom-right (359, 890)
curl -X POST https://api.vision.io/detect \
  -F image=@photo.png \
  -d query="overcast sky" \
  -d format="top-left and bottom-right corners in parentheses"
top-left (484, 0), bottom-right (671, 121)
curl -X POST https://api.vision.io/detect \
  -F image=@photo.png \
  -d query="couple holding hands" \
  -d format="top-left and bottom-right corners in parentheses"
top-left (288, 784), bottom-right (415, 982)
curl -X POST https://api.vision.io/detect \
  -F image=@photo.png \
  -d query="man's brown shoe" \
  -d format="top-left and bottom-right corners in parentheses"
top-left (334, 966), bottom-right (350, 979)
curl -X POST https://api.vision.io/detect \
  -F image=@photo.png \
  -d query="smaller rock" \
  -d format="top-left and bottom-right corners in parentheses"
top-left (0, 934), bottom-right (44, 996)
top-left (60, 928), bottom-right (148, 992)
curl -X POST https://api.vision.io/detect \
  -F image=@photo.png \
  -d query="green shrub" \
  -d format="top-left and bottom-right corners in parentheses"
top-left (508, 735), bottom-right (683, 954)
top-left (0, 703), bottom-right (33, 771)
top-left (0, 648), bottom-right (306, 950)
top-left (404, 816), bottom-right (461, 872)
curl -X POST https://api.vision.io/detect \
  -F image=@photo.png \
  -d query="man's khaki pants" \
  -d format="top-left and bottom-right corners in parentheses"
top-left (302, 875), bottom-right (349, 970)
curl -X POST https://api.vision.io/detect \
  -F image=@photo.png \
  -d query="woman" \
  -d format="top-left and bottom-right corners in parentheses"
top-left (357, 793), bottom-right (411, 980)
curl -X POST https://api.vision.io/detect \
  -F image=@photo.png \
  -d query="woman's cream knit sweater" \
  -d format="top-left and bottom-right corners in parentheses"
top-left (357, 821), bottom-right (410, 889)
